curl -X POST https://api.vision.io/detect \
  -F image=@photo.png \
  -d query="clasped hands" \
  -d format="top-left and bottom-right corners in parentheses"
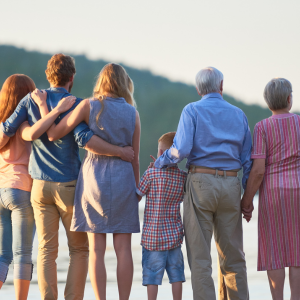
top-left (241, 196), bottom-right (254, 223)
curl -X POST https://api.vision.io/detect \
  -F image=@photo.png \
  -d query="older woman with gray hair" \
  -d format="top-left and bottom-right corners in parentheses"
top-left (242, 78), bottom-right (300, 300)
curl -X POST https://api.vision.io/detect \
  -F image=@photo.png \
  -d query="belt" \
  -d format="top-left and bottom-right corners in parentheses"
top-left (189, 166), bottom-right (238, 177)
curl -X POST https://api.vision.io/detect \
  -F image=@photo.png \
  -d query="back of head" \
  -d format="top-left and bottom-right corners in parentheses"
top-left (93, 63), bottom-right (136, 107)
top-left (263, 78), bottom-right (292, 111)
top-left (45, 53), bottom-right (76, 87)
top-left (195, 67), bottom-right (223, 96)
top-left (158, 132), bottom-right (176, 150)
top-left (0, 74), bottom-right (36, 150)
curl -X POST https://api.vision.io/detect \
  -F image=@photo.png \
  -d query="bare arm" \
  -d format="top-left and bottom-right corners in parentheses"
top-left (132, 111), bottom-right (141, 186)
top-left (0, 130), bottom-right (10, 150)
top-left (32, 90), bottom-right (135, 162)
top-left (20, 96), bottom-right (76, 141)
top-left (31, 89), bottom-right (89, 140)
top-left (46, 99), bottom-right (90, 141)
top-left (241, 158), bottom-right (265, 221)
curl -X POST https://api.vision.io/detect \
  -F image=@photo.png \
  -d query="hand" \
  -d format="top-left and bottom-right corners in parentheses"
top-left (56, 96), bottom-right (76, 113)
top-left (119, 146), bottom-right (134, 162)
top-left (148, 155), bottom-right (156, 169)
top-left (241, 201), bottom-right (254, 222)
top-left (31, 89), bottom-right (47, 107)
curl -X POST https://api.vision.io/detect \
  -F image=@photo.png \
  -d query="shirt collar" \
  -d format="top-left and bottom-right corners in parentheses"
top-left (49, 87), bottom-right (69, 93)
top-left (201, 93), bottom-right (224, 101)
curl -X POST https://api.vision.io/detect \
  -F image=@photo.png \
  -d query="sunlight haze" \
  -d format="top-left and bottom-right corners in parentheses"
top-left (1, 0), bottom-right (300, 109)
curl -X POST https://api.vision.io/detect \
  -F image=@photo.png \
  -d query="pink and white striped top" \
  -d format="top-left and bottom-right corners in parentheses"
top-left (252, 113), bottom-right (300, 271)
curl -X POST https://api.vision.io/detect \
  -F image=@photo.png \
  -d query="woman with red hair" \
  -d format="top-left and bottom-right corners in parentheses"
top-left (0, 74), bottom-right (75, 300)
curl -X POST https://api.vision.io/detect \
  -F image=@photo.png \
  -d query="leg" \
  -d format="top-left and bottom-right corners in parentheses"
top-left (87, 233), bottom-right (107, 300)
top-left (147, 285), bottom-right (158, 300)
top-left (172, 282), bottom-right (182, 300)
top-left (267, 269), bottom-right (285, 300)
top-left (165, 247), bottom-right (185, 300)
top-left (183, 173), bottom-right (216, 300)
top-left (9, 189), bottom-right (35, 300)
top-left (14, 280), bottom-right (30, 300)
top-left (214, 177), bottom-right (249, 300)
top-left (218, 257), bottom-right (228, 300)
top-left (31, 180), bottom-right (59, 300)
top-left (289, 267), bottom-right (300, 300)
top-left (54, 181), bottom-right (89, 300)
top-left (0, 189), bottom-right (13, 288)
top-left (113, 233), bottom-right (133, 300)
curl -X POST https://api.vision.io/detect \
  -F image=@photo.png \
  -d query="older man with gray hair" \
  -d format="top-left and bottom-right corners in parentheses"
top-left (154, 67), bottom-right (252, 300)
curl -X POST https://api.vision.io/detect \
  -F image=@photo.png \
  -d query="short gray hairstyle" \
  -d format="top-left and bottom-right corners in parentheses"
top-left (195, 67), bottom-right (224, 95)
top-left (263, 78), bottom-right (292, 111)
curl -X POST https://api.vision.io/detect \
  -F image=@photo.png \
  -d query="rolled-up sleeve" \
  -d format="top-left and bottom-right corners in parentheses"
top-left (155, 104), bottom-right (196, 168)
top-left (1, 96), bottom-right (29, 137)
top-left (73, 122), bottom-right (94, 148)
top-left (241, 114), bottom-right (252, 189)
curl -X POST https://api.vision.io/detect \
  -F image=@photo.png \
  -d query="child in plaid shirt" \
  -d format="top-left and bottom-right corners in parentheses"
top-left (137, 132), bottom-right (187, 300)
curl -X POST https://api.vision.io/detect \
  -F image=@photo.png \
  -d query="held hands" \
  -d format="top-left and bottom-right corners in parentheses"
top-left (31, 89), bottom-right (47, 107)
top-left (56, 96), bottom-right (76, 113)
top-left (241, 198), bottom-right (254, 223)
top-left (148, 155), bottom-right (156, 169)
top-left (120, 146), bottom-right (134, 162)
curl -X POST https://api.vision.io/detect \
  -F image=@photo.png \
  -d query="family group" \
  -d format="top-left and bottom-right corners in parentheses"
top-left (0, 53), bottom-right (299, 300)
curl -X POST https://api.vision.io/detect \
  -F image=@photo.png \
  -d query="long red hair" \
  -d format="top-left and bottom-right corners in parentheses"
top-left (0, 74), bottom-right (36, 149)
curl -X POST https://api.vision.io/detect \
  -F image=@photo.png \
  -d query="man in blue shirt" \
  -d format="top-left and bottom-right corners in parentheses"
top-left (155, 67), bottom-right (252, 300)
top-left (0, 54), bottom-right (134, 300)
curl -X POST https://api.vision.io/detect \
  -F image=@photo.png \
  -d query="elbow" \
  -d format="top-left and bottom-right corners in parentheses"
top-left (48, 133), bottom-right (59, 142)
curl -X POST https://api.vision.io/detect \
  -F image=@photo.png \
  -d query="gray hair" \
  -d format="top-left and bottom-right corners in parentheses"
top-left (263, 78), bottom-right (292, 111)
top-left (195, 67), bottom-right (224, 95)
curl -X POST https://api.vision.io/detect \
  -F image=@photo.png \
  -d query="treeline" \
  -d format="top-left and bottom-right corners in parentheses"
top-left (0, 45), bottom-right (272, 173)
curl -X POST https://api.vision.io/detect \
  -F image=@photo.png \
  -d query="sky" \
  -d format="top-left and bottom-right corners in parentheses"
top-left (1, 0), bottom-right (300, 110)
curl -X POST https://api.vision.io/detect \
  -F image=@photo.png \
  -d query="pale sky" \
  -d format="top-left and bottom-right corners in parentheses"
top-left (1, 0), bottom-right (300, 110)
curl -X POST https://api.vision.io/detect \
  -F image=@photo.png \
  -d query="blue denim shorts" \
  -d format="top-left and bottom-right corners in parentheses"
top-left (142, 246), bottom-right (185, 286)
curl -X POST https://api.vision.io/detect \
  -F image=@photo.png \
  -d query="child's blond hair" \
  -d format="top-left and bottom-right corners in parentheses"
top-left (158, 132), bottom-right (176, 148)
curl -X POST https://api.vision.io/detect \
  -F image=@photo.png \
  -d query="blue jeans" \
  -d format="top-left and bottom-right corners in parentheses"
top-left (142, 246), bottom-right (185, 286)
top-left (0, 188), bottom-right (36, 282)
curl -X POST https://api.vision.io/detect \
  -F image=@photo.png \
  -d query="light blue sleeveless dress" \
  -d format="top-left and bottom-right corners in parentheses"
top-left (70, 97), bottom-right (140, 233)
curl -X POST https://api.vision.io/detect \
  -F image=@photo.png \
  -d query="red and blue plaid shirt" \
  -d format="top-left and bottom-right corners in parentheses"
top-left (137, 166), bottom-right (187, 251)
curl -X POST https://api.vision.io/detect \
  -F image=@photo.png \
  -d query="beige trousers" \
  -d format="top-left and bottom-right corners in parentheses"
top-left (184, 172), bottom-right (249, 300)
top-left (31, 179), bottom-right (89, 300)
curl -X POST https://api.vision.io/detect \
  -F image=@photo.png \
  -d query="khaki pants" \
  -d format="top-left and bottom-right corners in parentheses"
top-left (184, 172), bottom-right (249, 300)
top-left (31, 179), bottom-right (89, 300)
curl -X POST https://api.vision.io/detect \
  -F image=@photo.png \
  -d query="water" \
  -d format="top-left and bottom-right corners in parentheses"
top-left (1, 196), bottom-right (293, 299)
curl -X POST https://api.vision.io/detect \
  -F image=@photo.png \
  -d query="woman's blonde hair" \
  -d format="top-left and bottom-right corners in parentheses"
top-left (93, 63), bottom-right (136, 127)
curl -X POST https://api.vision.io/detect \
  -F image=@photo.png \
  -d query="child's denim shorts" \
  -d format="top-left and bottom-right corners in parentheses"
top-left (142, 246), bottom-right (185, 286)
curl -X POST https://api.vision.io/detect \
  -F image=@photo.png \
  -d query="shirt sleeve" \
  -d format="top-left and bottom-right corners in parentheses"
top-left (155, 104), bottom-right (196, 168)
top-left (251, 123), bottom-right (266, 159)
top-left (73, 122), bottom-right (94, 148)
top-left (136, 170), bottom-right (150, 197)
top-left (1, 95), bottom-right (29, 137)
top-left (241, 114), bottom-right (253, 189)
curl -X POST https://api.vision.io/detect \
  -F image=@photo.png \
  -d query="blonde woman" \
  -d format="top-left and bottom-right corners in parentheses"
top-left (33, 63), bottom-right (140, 300)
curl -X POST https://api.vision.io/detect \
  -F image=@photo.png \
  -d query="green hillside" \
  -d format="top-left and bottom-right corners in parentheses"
top-left (0, 45), bottom-right (272, 173)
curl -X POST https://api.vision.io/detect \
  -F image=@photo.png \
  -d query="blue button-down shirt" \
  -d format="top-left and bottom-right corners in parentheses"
top-left (154, 93), bottom-right (252, 189)
top-left (1, 87), bottom-right (94, 182)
